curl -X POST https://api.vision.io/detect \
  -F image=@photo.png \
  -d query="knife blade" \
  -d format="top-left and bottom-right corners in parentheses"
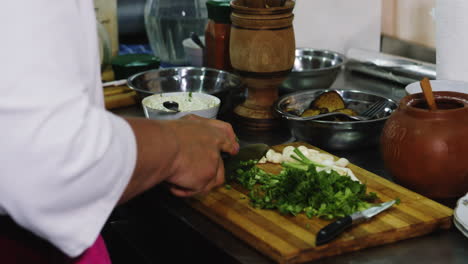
top-left (315, 200), bottom-right (397, 246)
top-left (223, 143), bottom-right (269, 178)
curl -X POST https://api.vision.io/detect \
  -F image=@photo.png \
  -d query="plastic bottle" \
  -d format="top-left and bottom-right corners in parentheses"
top-left (204, 0), bottom-right (232, 71)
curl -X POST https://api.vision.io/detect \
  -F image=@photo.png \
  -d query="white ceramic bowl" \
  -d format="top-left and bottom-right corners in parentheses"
top-left (142, 92), bottom-right (220, 120)
top-left (182, 37), bottom-right (205, 67)
top-left (454, 192), bottom-right (468, 238)
top-left (406, 79), bottom-right (468, 95)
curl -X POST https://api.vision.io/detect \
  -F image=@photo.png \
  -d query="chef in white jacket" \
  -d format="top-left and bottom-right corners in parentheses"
top-left (0, 1), bottom-right (239, 263)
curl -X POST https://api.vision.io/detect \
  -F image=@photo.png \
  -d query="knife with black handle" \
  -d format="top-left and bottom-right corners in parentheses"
top-left (316, 200), bottom-right (397, 246)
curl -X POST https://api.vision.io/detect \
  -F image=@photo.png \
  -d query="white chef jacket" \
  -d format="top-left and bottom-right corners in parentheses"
top-left (0, 0), bottom-right (137, 258)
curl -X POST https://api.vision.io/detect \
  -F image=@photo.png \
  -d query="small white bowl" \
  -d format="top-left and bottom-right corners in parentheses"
top-left (142, 92), bottom-right (220, 120)
top-left (405, 79), bottom-right (468, 95)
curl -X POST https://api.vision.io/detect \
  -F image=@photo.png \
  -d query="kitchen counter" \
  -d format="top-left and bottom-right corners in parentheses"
top-left (107, 70), bottom-right (468, 264)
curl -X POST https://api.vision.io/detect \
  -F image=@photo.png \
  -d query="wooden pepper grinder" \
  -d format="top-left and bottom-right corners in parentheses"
top-left (229, 0), bottom-right (296, 130)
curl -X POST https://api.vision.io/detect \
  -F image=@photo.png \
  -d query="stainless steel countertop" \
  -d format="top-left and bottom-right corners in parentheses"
top-left (111, 70), bottom-right (468, 264)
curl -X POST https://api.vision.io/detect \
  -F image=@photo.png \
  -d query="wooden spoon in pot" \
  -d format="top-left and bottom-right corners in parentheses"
top-left (420, 77), bottom-right (438, 111)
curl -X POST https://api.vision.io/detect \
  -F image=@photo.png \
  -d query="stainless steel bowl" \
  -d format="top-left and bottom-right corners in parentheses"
top-left (127, 67), bottom-right (244, 115)
top-left (274, 89), bottom-right (398, 151)
top-left (280, 48), bottom-right (346, 94)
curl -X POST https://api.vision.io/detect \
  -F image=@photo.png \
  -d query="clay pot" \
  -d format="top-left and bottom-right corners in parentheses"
top-left (229, 0), bottom-right (295, 130)
top-left (381, 91), bottom-right (468, 200)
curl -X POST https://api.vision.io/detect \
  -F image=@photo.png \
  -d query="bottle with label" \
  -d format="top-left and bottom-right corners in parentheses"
top-left (204, 0), bottom-right (232, 71)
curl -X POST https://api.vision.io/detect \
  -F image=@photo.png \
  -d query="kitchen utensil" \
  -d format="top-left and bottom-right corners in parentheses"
top-left (281, 48), bottom-right (346, 94)
top-left (186, 142), bottom-right (453, 264)
top-left (359, 99), bottom-right (391, 118)
top-left (102, 79), bottom-right (127, 87)
top-left (127, 67), bottom-right (244, 116)
top-left (274, 89), bottom-right (398, 151)
top-left (420, 77), bottom-right (438, 110)
top-left (230, 0), bottom-right (295, 130)
top-left (142, 92), bottom-right (220, 120)
top-left (224, 143), bottom-right (270, 178)
top-left (291, 112), bottom-right (369, 121)
top-left (346, 48), bottom-right (436, 85)
top-left (162, 101), bottom-right (180, 112)
top-left (381, 91), bottom-right (468, 199)
top-left (290, 99), bottom-right (390, 121)
top-left (406, 79), bottom-right (468, 95)
top-left (316, 200), bottom-right (397, 246)
top-left (190, 32), bottom-right (205, 50)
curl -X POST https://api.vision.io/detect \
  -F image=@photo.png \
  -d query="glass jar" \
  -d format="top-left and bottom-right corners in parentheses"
top-left (144, 0), bottom-right (209, 67)
top-left (204, 0), bottom-right (232, 71)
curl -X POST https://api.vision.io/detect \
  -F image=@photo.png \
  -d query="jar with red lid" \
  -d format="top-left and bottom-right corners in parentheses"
top-left (204, 0), bottom-right (232, 71)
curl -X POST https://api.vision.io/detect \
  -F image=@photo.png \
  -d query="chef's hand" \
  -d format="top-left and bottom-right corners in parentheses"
top-left (164, 114), bottom-right (239, 197)
top-left (120, 115), bottom-right (238, 204)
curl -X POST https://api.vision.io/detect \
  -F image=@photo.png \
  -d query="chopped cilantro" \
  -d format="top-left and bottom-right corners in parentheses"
top-left (227, 148), bottom-right (379, 220)
top-left (395, 197), bottom-right (401, 205)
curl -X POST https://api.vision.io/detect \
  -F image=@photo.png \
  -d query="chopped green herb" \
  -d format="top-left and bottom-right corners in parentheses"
top-left (395, 197), bottom-right (401, 205)
top-left (227, 147), bottom-right (378, 220)
top-left (225, 184), bottom-right (232, 190)
top-left (188, 92), bottom-right (193, 102)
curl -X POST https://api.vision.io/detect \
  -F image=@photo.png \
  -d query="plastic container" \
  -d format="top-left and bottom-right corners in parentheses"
top-left (144, 0), bottom-right (209, 67)
top-left (111, 54), bottom-right (160, 80)
top-left (204, 0), bottom-right (232, 71)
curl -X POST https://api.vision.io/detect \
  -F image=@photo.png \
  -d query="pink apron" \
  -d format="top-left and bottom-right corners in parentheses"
top-left (0, 216), bottom-right (111, 264)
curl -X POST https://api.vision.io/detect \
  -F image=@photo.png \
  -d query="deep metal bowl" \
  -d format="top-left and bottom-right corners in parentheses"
top-left (280, 48), bottom-right (346, 94)
top-left (274, 89), bottom-right (398, 151)
top-left (127, 67), bottom-right (244, 115)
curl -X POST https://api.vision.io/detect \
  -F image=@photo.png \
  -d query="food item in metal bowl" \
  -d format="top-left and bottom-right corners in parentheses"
top-left (310, 91), bottom-right (345, 111)
top-left (142, 92), bottom-right (220, 120)
top-left (274, 89), bottom-right (398, 151)
top-left (302, 91), bottom-right (358, 120)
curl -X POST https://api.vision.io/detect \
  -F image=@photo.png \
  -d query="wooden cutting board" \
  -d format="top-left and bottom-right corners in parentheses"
top-left (186, 142), bottom-right (453, 264)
